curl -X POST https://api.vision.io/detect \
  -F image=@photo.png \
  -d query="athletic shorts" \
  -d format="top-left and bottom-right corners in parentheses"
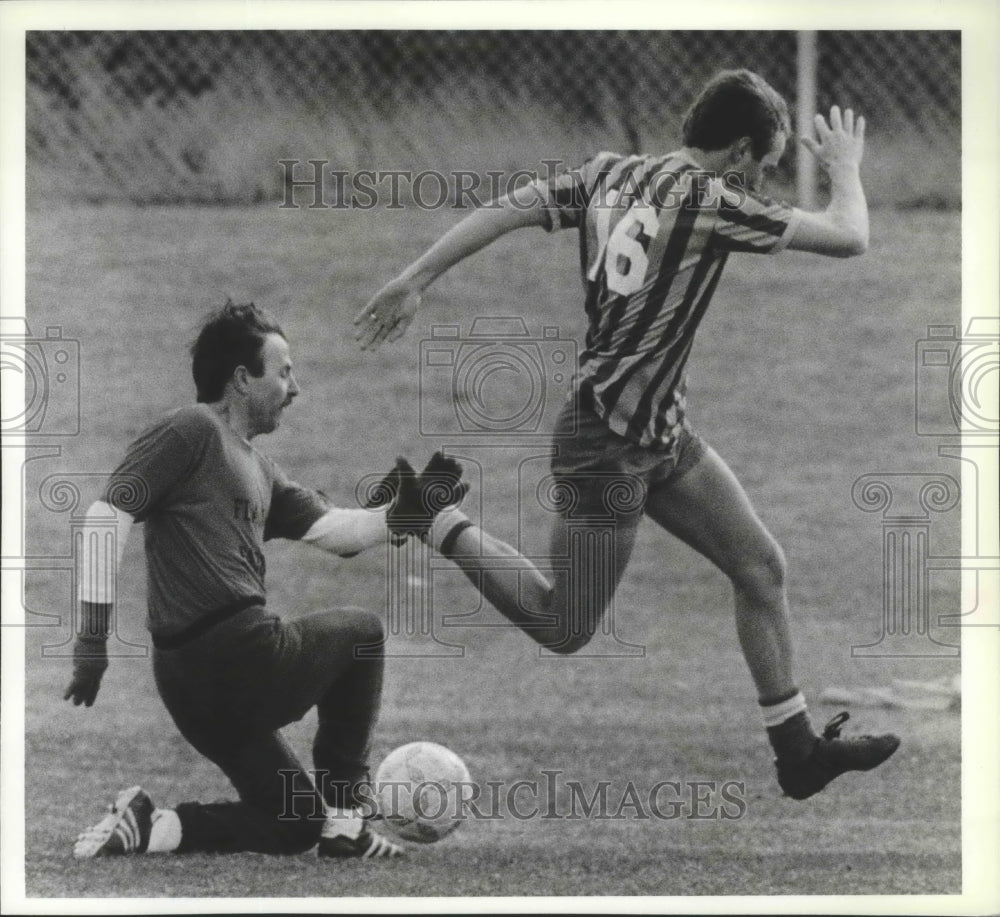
top-left (550, 394), bottom-right (705, 489)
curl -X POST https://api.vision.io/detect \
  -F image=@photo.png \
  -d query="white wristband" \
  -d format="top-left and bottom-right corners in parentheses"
top-left (77, 500), bottom-right (133, 604)
top-left (301, 506), bottom-right (389, 556)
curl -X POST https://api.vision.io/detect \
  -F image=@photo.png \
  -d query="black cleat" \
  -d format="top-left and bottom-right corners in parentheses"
top-left (73, 786), bottom-right (155, 858)
top-left (775, 712), bottom-right (900, 800)
top-left (317, 826), bottom-right (404, 859)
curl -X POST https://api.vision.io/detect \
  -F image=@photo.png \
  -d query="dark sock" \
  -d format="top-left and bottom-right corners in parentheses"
top-left (766, 711), bottom-right (818, 763)
top-left (439, 519), bottom-right (476, 558)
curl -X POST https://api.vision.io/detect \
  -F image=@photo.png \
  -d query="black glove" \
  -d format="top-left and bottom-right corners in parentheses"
top-left (387, 452), bottom-right (469, 540)
top-left (64, 602), bottom-right (112, 707)
top-left (341, 463), bottom-right (408, 557)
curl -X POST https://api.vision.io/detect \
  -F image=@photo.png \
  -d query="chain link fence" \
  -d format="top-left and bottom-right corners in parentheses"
top-left (26, 30), bottom-right (960, 208)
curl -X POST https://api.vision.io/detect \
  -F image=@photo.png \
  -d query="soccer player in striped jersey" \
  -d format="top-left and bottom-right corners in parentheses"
top-left (357, 70), bottom-right (899, 799)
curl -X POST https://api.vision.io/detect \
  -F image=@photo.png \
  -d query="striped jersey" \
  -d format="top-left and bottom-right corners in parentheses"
top-left (531, 150), bottom-right (800, 449)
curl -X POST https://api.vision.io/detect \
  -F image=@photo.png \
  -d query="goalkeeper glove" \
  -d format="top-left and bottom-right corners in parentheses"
top-left (64, 601), bottom-right (111, 707)
top-left (387, 451), bottom-right (469, 540)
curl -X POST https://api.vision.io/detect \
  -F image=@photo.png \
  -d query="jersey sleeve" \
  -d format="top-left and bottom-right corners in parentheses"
top-left (102, 410), bottom-right (204, 522)
top-left (711, 187), bottom-right (801, 254)
top-left (264, 462), bottom-right (332, 542)
top-left (529, 152), bottom-right (624, 232)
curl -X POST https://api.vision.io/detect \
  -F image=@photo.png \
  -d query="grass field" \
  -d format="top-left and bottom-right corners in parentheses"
top-left (17, 199), bottom-right (965, 902)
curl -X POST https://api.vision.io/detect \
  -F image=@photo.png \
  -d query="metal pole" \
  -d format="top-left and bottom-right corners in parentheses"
top-left (797, 30), bottom-right (818, 210)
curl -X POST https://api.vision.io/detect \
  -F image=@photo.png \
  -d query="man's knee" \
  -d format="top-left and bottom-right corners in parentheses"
top-left (531, 585), bottom-right (599, 654)
top-left (352, 608), bottom-right (385, 643)
top-left (539, 603), bottom-right (598, 655)
top-left (731, 544), bottom-right (787, 597)
top-left (335, 607), bottom-right (385, 646)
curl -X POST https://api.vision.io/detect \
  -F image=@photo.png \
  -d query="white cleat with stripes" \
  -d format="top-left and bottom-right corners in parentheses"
top-left (317, 826), bottom-right (405, 859)
top-left (73, 785), bottom-right (155, 858)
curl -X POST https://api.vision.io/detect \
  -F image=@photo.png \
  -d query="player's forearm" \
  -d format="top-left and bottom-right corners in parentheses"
top-left (824, 163), bottom-right (869, 255)
top-left (67, 500), bottom-right (126, 706)
top-left (401, 188), bottom-right (545, 290)
top-left (301, 506), bottom-right (392, 556)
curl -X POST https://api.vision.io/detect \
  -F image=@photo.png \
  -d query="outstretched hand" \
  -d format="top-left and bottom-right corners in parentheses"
top-left (354, 277), bottom-right (421, 350)
top-left (387, 452), bottom-right (469, 540)
top-left (800, 105), bottom-right (865, 174)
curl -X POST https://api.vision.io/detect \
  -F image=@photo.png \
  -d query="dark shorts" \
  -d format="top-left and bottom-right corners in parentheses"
top-left (150, 603), bottom-right (384, 854)
top-left (550, 395), bottom-right (705, 489)
top-left (152, 603), bottom-right (381, 742)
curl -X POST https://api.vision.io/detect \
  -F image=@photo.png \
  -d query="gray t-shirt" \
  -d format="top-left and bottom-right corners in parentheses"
top-left (105, 404), bottom-right (328, 638)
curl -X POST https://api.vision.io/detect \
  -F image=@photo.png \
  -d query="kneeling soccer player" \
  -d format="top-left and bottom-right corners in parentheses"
top-left (67, 301), bottom-right (461, 859)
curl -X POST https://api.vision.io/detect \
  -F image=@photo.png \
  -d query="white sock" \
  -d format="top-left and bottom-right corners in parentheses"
top-left (147, 808), bottom-right (182, 853)
top-left (428, 507), bottom-right (472, 554)
top-left (760, 691), bottom-right (808, 729)
top-left (322, 807), bottom-right (364, 840)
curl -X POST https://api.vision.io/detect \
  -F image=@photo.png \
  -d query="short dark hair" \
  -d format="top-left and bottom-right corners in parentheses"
top-left (682, 69), bottom-right (791, 159)
top-left (190, 300), bottom-right (285, 403)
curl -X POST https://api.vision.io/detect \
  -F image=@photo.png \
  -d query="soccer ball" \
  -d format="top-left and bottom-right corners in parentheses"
top-left (374, 741), bottom-right (472, 843)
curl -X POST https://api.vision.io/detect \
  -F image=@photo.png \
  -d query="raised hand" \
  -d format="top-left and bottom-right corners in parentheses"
top-left (800, 105), bottom-right (866, 175)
